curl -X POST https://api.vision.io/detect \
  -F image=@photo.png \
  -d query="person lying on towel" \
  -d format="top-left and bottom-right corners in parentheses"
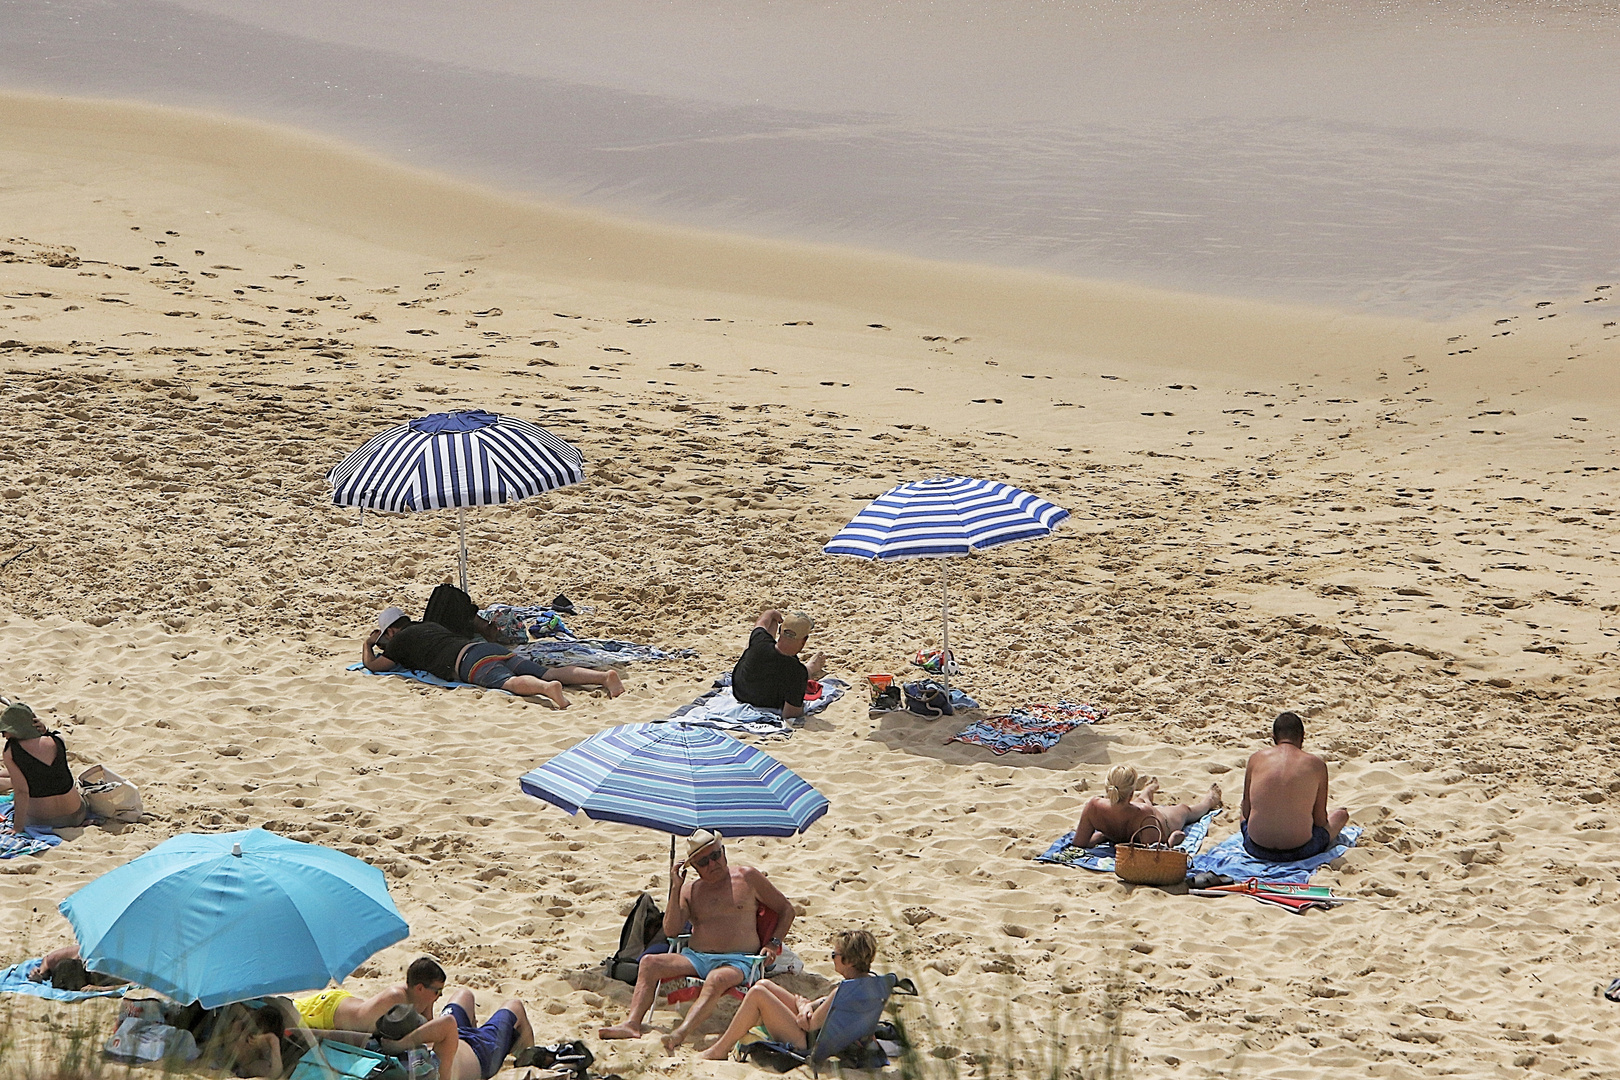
top-left (1070, 764), bottom-right (1222, 849)
top-left (731, 609), bottom-right (827, 720)
top-left (697, 929), bottom-right (877, 1061)
top-left (372, 985), bottom-right (540, 1080)
top-left (291, 956), bottom-right (447, 1034)
top-left (1240, 711), bottom-right (1352, 862)
top-left (27, 944), bottom-right (128, 991)
top-left (599, 829), bottom-right (797, 1053)
top-left (363, 607), bottom-right (623, 708)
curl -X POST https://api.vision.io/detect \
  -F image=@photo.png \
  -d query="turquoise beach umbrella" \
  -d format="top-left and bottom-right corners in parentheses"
top-left (59, 828), bottom-right (408, 1008)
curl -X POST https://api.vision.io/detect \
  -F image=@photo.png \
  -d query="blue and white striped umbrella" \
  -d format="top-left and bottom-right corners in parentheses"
top-left (824, 477), bottom-right (1069, 686)
top-left (519, 723), bottom-right (829, 839)
top-left (327, 409), bottom-right (585, 591)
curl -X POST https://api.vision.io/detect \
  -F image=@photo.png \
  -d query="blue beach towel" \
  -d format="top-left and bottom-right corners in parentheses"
top-left (657, 674), bottom-right (849, 738)
top-left (0, 958), bottom-right (127, 1001)
top-left (0, 798), bottom-right (61, 859)
top-left (1035, 809), bottom-right (1217, 873)
top-left (1190, 826), bottom-right (1362, 884)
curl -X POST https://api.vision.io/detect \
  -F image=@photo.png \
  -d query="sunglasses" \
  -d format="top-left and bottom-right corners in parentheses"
top-left (830, 951), bottom-right (843, 961)
top-left (689, 847), bottom-right (724, 869)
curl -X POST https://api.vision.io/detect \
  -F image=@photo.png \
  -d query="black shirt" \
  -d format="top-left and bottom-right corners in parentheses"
top-left (731, 627), bottom-right (809, 710)
top-left (380, 621), bottom-right (470, 681)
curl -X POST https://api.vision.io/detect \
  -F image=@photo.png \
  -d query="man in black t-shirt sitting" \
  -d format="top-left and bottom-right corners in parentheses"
top-left (730, 609), bottom-right (827, 719)
top-left (361, 607), bottom-right (623, 708)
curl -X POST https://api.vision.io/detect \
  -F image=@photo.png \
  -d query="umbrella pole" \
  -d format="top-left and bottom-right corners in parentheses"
top-left (457, 507), bottom-right (469, 595)
top-left (941, 560), bottom-right (951, 693)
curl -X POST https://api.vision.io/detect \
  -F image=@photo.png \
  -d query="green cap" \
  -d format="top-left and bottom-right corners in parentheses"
top-left (0, 699), bottom-right (41, 739)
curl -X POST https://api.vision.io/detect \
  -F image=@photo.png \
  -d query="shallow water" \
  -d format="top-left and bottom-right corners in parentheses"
top-left (2, 0), bottom-right (1618, 315)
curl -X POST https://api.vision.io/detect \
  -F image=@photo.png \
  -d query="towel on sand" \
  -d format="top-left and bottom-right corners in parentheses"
top-left (1035, 809), bottom-right (1217, 873)
top-left (657, 674), bottom-right (849, 738)
top-left (0, 799), bottom-right (61, 859)
top-left (1190, 826), bottom-right (1362, 884)
top-left (949, 701), bottom-right (1105, 754)
top-left (0, 959), bottom-right (127, 1001)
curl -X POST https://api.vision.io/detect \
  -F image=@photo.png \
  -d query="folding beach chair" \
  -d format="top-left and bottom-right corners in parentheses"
top-left (740, 972), bottom-right (919, 1073)
top-left (658, 903), bottom-right (778, 1012)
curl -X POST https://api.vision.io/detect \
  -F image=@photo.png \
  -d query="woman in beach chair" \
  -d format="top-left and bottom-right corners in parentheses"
top-left (696, 930), bottom-right (878, 1062)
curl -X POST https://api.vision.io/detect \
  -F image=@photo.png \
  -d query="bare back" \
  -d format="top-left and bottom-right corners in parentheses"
top-left (685, 865), bottom-right (767, 954)
top-left (1076, 796), bottom-right (1167, 846)
top-left (1242, 743), bottom-right (1329, 849)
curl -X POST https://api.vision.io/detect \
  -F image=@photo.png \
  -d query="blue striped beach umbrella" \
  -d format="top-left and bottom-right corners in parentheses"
top-left (824, 476), bottom-right (1069, 688)
top-left (519, 723), bottom-right (829, 846)
top-left (327, 409), bottom-right (585, 592)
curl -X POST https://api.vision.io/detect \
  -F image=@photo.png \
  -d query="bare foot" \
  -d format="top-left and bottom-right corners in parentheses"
top-left (697, 1040), bottom-right (732, 1062)
top-left (806, 652), bottom-right (827, 680)
top-left (661, 1030), bottom-right (689, 1054)
top-left (604, 670), bottom-right (625, 698)
top-left (535, 681), bottom-right (570, 709)
top-left (1139, 777), bottom-right (1160, 803)
top-left (1208, 783), bottom-right (1224, 808)
top-left (598, 1023), bottom-right (645, 1040)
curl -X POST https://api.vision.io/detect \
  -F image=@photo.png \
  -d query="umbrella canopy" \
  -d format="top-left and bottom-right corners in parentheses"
top-left (824, 476), bottom-right (1069, 687)
top-left (59, 828), bottom-right (408, 1008)
top-left (326, 409), bottom-right (585, 591)
top-left (519, 723), bottom-right (829, 838)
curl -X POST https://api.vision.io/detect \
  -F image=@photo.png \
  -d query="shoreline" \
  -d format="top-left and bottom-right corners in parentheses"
top-left (1, 87), bottom-right (1618, 1078)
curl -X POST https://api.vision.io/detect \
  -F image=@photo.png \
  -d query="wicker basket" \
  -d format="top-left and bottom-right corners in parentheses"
top-left (1113, 823), bottom-right (1188, 886)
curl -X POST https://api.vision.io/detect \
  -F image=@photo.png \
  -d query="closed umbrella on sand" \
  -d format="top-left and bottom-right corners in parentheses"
top-left (824, 475), bottom-right (1069, 690)
top-left (327, 408), bottom-right (585, 593)
top-left (59, 828), bottom-right (408, 1007)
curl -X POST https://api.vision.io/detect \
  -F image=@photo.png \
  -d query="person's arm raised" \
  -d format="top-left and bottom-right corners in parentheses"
top-left (663, 858), bottom-right (691, 939)
top-left (755, 609), bottom-right (784, 634)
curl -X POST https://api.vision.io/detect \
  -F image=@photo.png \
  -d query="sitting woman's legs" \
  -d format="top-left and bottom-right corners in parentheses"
top-left (696, 982), bottom-right (811, 1060)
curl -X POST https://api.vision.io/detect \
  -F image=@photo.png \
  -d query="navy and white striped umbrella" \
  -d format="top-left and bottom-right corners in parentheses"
top-left (519, 723), bottom-right (829, 839)
top-left (327, 409), bottom-right (585, 591)
top-left (824, 476), bottom-right (1069, 687)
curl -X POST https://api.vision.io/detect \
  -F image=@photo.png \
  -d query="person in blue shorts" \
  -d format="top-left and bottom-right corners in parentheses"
top-left (599, 829), bottom-right (796, 1052)
top-left (437, 989), bottom-right (535, 1080)
top-left (1241, 711), bottom-right (1351, 862)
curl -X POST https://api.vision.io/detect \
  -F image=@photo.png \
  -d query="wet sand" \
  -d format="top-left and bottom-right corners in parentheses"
top-left (1, 93), bottom-right (1619, 1077)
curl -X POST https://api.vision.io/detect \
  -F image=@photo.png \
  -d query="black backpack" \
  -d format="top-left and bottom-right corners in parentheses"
top-left (604, 893), bottom-right (667, 984)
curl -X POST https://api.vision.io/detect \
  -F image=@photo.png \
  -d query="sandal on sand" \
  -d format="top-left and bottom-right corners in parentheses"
top-left (1605, 977), bottom-right (1620, 1002)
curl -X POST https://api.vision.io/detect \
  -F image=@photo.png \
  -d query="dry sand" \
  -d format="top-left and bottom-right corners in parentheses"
top-left (2, 92), bottom-right (1619, 1078)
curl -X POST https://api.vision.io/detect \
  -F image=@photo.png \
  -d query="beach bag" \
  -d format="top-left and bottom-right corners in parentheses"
top-left (741, 1040), bottom-right (808, 1073)
top-left (104, 1017), bottom-right (200, 1064)
top-left (903, 680), bottom-right (953, 719)
top-left (79, 764), bottom-right (143, 823)
top-left (604, 892), bottom-right (667, 984)
top-left (1113, 823), bottom-right (1188, 886)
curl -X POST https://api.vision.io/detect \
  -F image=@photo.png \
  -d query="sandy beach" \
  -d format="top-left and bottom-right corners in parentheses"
top-left (3, 90), bottom-right (1620, 1078)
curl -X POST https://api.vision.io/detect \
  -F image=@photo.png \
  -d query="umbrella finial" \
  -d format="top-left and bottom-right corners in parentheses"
top-left (231, 842), bottom-right (242, 857)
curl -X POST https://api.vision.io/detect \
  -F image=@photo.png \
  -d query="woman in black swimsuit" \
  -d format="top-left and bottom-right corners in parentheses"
top-left (1, 698), bottom-right (86, 832)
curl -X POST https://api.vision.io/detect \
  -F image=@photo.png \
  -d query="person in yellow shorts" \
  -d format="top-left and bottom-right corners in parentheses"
top-left (292, 957), bottom-right (446, 1033)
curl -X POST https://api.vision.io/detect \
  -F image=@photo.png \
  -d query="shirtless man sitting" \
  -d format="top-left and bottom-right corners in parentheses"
top-left (1240, 711), bottom-right (1351, 862)
top-left (1071, 764), bottom-right (1222, 848)
top-left (598, 829), bottom-right (796, 1053)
